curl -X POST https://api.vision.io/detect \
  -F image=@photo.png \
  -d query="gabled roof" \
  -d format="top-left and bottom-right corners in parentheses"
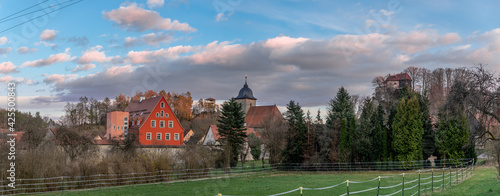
top-left (209, 124), bottom-right (220, 141)
top-left (125, 96), bottom-right (163, 128)
top-left (245, 105), bottom-right (283, 128)
top-left (386, 73), bottom-right (411, 81)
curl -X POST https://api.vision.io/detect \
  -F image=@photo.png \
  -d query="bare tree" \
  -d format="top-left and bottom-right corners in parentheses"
top-left (259, 117), bottom-right (288, 164)
top-left (404, 66), bottom-right (421, 90)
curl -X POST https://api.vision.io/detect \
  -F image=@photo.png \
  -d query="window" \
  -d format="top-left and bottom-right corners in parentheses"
top-left (165, 133), bottom-right (170, 140)
top-left (174, 133), bottom-right (179, 140)
top-left (165, 113), bottom-right (169, 118)
top-left (156, 112), bottom-right (159, 117)
top-left (160, 120), bottom-right (165, 128)
top-left (146, 133), bottom-right (151, 140)
top-left (168, 121), bottom-right (173, 128)
top-left (124, 117), bottom-right (128, 121)
top-left (151, 120), bottom-right (156, 128)
top-left (161, 102), bottom-right (165, 108)
top-left (156, 133), bottom-right (162, 140)
top-left (122, 126), bottom-right (124, 130)
top-left (113, 125), bottom-right (115, 130)
top-left (160, 111), bottom-right (164, 117)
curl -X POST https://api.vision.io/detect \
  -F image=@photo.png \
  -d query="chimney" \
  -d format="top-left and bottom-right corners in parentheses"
top-left (152, 94), bottom-right (156, 98)
top-left (140, 96), bottom-right (145, 102)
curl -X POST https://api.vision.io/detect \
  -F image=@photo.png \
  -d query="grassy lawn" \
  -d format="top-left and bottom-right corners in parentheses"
top-left (432, 166), bottom-right (499, 196)
top-left (39, 166), bottom-right (497, 196)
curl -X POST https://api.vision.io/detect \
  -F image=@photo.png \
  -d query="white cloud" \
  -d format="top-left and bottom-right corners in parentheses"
top-left (17, 47), bottom-right (38, 54)
top-left (77, 45), bottom-right (117, 64)
top-left (215, 13), bottom-right (226, 22)
top-left (102, 3), bottom-right (196, 32)
top-left (126, 45), bottom-right (198, 64)
top-left (21, 49), bottom-right (75, 67)
top-left (147, 0), bottom-right (164, 9)
top-left (0, 36), bottom-right (7, 45)
top-left (0, 75), bottom-right (33, 85)
top-left (43, 74), bottom-right (77, 85)
top-left (72, 64), bottom-right (96, 72)
top-left (0, 62), bottom-right (18, 74)
top-left (124, 32), bottom-right (173, 47)
top-left (105, 65), bottom-right (134, 77)
top-left (40, 29), bottom-right (58, 41)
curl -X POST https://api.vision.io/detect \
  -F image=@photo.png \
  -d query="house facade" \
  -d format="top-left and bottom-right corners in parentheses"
top-left (116, 96), bottom-right (185, 146)
top-left (106, 111), bottom-right (129, 140)
top-left (384, 72), bottom-right (412, 89)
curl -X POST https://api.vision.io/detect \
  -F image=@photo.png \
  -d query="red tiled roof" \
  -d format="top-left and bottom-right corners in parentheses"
top-left (125, 96), bottom-right (163, 128)
top-left (386, 73), bottom-right (411, 81)
top-left (245, 105), bottom-right (284, 128)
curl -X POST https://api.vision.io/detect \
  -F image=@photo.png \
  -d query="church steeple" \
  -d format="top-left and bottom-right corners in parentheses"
top-left (235, 74), bottom-right (256, 100)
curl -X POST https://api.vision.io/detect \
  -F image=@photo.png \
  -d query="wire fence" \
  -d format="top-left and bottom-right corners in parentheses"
top-left (0, 159), bottom-right (475, 195)
top-left (215, 159), bottom-right (475, 196)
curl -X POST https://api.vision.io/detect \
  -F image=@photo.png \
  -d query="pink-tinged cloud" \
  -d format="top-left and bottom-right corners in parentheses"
top-left (17, 47), bottom-right (38, 54)
top-left (0, 47), bottom-right (12, 55)
top-left (40, 29), bottom-right (58, 41)
top-left (77, 45), bottom-right (116, 64)
top-left (105, 65), bottom-right (133, 77)
top-left (124, 32), bottom-right (173, 47)
top-left (189, 41), bottom-right (245, 64)
top-left (147, 0), bottom-right (164, 9)
top-left (43, 74), bottom-right (77, 85)
top-left (126, 45), bottom-right (198, 64)
top-left (387, 29), bottom-right (461, 53)
top-left (264, 36), bottom-right (309, 49)
top-left (72, 64), bottom-right (96, 72)
top-left (0, 36), bottom-right (7, 45)
top-left (0, 62), bottom-right (18, 74)
top-left (21, 49), bottom-right (75, 67)
top-left (0, 75), bottom-right (33, 85)
top-left (102, 3), bottom-right (196, 32)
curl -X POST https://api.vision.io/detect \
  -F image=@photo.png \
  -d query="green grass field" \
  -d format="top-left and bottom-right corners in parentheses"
top-left (41, 166), bottom-right (498, 196)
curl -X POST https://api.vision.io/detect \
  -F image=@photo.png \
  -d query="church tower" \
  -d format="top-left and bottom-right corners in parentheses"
top-left (235, 74), bottom-right (257, 115)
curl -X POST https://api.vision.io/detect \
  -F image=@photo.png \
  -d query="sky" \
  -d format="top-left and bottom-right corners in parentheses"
top-left (1, 0), bottom-right (500, 120)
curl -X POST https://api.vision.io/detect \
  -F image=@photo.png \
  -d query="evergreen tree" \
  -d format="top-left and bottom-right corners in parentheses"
top-left (217, 98), bottom-right (247, 167)
top-left (375, 104), bottom-right (386, 161)
top-left (282, 100), bottom-right (307, 164)
top-left (354, 98), bottom-right (376, 162)
top-left (392, 96), bottom-right (424, 164)
top-left (339, 118), bottom-right (349, 161)
top-left (435, 110), bottom-right (470, 163)
top-left (327, 87), bottom-right (355, 162)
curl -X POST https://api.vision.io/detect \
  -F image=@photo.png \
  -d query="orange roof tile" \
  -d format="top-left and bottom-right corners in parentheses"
top-left (245, 105), bottom-right (283, 128)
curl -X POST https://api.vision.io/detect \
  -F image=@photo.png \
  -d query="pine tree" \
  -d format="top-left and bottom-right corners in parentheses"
top-left (217, 98), bottom-right (247, 167)
top-left (339, 118), bottom-right (349, 161)
top-left (327, 87), bottom-right (355, 162)
top-left (282, 100), bottom-right (307, 164)
top-left (392, 96), bottom-right (424, 165)
top-left (435, 110), bottom-right (470, 163)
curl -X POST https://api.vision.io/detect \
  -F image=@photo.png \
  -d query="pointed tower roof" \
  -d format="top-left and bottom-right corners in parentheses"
top-left (235, 74), bottom-right (257, 100)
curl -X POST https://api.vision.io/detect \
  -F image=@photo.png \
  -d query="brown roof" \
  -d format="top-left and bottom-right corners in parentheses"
top-left (386, 73), bottom-right (411, 81)
top-left (245, 105), bottom-right (283, 128)
top-left (209, 124), bottom-right (220, 141)
top-left (125, 96), bottom-right (163, 128)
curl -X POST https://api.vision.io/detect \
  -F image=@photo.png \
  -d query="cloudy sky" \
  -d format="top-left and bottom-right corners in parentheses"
top-left (1, 0), bottom-right (500, 119)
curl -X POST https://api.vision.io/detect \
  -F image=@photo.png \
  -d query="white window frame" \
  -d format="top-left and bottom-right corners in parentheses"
top-left (156, 112), bottom-right (159, 117)
top-left (174, 133), bottom-right (179, 140)
top-left (156, 133), bottom-right (162, 140)
top-left (160, 110), bottom-right (164, 117)
top-left (165, 133), bottom-right (170, 140)
top-left (165, 113), bottom-right (169, 118)
top-left (151, 120), bottom-right (156, 128)
top-left (160, 120), bottom-right (165, 128)
top-left (161, 102), bottom-right (165, 108)
top-left (146, 132), bottom-right (152, 140)
top-left (168, 121), bottom-right (173, 128)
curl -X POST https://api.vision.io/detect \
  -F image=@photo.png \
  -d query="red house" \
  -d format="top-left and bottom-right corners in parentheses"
top-left (125, 96), bottom-right (184, 146)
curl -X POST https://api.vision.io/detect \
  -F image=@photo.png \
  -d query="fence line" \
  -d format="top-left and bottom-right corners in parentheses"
top-left (217, 159), bottom-right (474, 196)
top-left (1, 159), bottom-right (474, 195)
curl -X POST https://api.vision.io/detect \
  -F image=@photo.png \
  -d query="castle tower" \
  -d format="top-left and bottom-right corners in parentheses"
top-left (235, 74), bottom-right (257, 115)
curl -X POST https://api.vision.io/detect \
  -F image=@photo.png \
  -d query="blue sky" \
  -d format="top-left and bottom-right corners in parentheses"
top-left (1, 0), bottom-right (500, 120)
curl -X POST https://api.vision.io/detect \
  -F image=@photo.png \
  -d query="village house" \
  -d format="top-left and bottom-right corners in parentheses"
top-left (384, 72), bottom-right (412, 89)
top-left (106, 95), bottom-right (185, 146)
